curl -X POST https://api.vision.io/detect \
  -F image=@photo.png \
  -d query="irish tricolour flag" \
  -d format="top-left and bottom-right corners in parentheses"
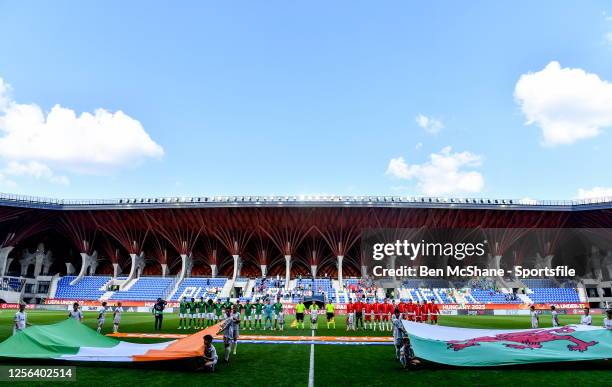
top-left (0, 319), bottom-right (206, 362)
top-left (402, 321), bottom-right (612, 367)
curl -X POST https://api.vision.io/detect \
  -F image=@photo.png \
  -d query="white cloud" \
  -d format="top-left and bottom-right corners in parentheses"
top-left (415, 114), bottom-right (443, 134)
top-left (606, 32), bottom-right (612, 44)
top-left (386, 146), bottom-right (484, 196)
top-left (514, 61), bottom-right (612, 146)
top-left (0, 79), bottom-right (11, 111)
top-left (415, 142), bottom-right (423, 149)
top-left (0, 77), bottom-right (164, 183)
top-left (3, 161), bottom-right (69, 185)
top-left (0, 173), bottom-right (17, 189)
top-left (577, 187), bottom-right (612, 199)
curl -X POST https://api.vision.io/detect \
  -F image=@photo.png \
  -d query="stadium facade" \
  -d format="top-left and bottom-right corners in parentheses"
top-left (0, 193), bottom-right (611, 308)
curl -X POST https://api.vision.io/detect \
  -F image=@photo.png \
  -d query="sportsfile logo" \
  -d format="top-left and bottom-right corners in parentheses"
top-left (372, 240), bottom-right (488, 261)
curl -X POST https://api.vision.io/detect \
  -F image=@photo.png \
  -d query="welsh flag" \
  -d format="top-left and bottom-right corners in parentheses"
top-left (402, 321), bottom-right (612, 366)
top-left (0, 319), bottom-right (207, 362)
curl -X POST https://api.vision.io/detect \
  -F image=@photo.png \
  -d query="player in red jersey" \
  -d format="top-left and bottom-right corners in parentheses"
top-left (430, 300), bottom-right (440, 324)
top-left (364, 300), bottom-right (376, 329)
top-left (354, 299), bottom-right (364, 330)
top-left (414, 301), bottom-right (422, 322)
top-left (421, 300), bottom-right (429, 323)
top-left (346, 300), bottom-right (355, 331)
top-left (363, 300), bottom-right (373, 330)
top-left (406, 300), bottom-right (415, 321)
top-left (398, 300), bottom-right (406, 319)
top-left (373, 300), bottom-right (383, 331)
top-left (384, 299), bottom-right (394, 331)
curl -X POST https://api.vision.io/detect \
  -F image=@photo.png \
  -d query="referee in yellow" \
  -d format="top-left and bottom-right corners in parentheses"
top-left (325, 301), bottom-right (336, 329)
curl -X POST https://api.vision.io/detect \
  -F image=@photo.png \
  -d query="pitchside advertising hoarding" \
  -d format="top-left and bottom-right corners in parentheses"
top-left (361, 228), bottom-right (611, 285)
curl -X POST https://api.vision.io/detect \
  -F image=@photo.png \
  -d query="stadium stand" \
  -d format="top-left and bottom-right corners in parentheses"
top-left (49, 274), bottom-right (583, 305)
top-left (109, 277), bottom-right (174, 301)
top-left (1, 277), bottom-right (24, 292)
top-left (54, 276), bottom-right (110, 300)
top-left (170, 278), bottom-right (226, 301)
top-left (527, 288), bottom-right (581, 303)
top-left (469, 288), bottom-right (522, 304)
top-left (522, 278), bottom-right (581, 303)
top-left (252, 278), bottom-right (285, 300)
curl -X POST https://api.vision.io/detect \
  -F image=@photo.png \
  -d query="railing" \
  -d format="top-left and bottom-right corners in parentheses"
top-left (0, 191), bottom-right (611, 210)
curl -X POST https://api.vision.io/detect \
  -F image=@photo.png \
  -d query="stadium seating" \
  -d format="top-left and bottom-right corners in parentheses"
top-left (51, 274), bottom-right (583, 305)
top-left (1, 277), bottom-right (24, 292)
top-left (527, 287), bottom-right (580, 303)
top-left (522, 279), bottom-right (557, 288)
top-left (54, 276), bottom-right (110, 300)
top-left (522, 279), bottom-right (581, 303)
top-left (469, 288), bottom-right (522, 304)
top-left (251, 278), bottom-right (286, 300)
top-left (109, 277), bottom-right (174, 301)
top-left (170, 278), bottom-right (226, 301)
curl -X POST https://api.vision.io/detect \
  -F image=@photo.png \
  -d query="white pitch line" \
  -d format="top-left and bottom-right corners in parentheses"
top-left (308, 330), bottom-right (315, 387)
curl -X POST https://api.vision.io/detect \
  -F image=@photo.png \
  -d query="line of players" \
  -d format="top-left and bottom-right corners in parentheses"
top-left (345, 298), bottom-right (441, 331)
top-left (529, 305), bottom-right (599, 329)
top-left (178, 297), bottom-right (286, 331)
top-left (65, 301), bottom-right (124, 334)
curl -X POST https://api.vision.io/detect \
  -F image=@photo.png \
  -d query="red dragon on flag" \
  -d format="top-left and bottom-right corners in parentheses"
top-left (446, 326), bottom-right (598, 352)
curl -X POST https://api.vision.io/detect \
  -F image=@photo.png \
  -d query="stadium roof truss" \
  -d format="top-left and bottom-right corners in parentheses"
top-left (0, 192), bottom-right (611, 281)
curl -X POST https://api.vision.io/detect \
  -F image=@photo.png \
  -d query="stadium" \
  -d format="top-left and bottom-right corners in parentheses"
top-left (0, 193), bottom-right (611, 385)
top-left (3, 2), bottom-right (612, 386)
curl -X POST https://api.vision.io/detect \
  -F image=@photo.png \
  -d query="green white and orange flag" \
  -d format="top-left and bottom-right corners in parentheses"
top-left (0, 319), bottom-right (212, 362)
top-left (402, 321), bottom-right (612, 366)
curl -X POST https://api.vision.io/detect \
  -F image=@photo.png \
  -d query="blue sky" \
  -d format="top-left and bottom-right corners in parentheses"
top-left (0, 1), bottom-right (611, 200)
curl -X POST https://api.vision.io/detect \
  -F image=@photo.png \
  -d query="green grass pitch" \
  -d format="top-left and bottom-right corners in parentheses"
top-left (0, 310), bottom-right (609, 386)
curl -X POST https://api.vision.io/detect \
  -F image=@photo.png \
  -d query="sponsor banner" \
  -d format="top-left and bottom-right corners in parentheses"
top-left (458, 309), bottom-right (495, 316)
top-left (35, 304), bottom-right (70, 311)
top-left (493, 309), bottom-right (530, 316)
top-left (0, 303), bottom-right (35, 310)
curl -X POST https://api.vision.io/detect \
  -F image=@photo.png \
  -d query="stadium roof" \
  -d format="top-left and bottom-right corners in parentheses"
top-left (1, 192), bottom-right (612, 212)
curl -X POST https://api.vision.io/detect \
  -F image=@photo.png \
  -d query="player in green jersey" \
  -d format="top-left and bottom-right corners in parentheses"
top-left (242, 301), bottom-right (251, 329)
top-left (188, 298), bottom-right (197, 329)
top-left (205, 300), bottom-right (215, 327)
top-left (254, 299), bottom-right (264, 329)
top-left (178, 297), bottom-right (188, 330)
top-left (273, 299), bottom-right (283, 330)
top-left (223, 299), bottom-right (233, 313)
top-left (214, 300), bottom-right (223, 322)
top-left (196, 298), bottom-right (205, 329)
